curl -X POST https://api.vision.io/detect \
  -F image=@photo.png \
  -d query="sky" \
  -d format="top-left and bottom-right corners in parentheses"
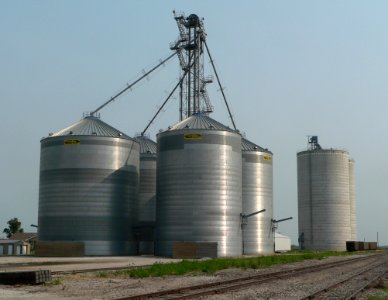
top-left (1, 1), bottom-right (387, 246)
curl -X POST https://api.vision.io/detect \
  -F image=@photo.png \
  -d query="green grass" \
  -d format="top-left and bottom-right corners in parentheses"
top-left (46, 277), bottom-right (63, 286)
top-left (96, 271), bottom-right (108, 278)
top-left (367, 296), bottom-right (388, 300)
top-left (110, 251), bottom-right (356, 279)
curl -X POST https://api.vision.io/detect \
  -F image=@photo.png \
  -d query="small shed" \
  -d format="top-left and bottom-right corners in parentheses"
top-left (0, 233), bottom-right (37, 256)
top-left (0, 240), bottom-right (28, 255)
top-left (274, 232), bottom-right (291, 252)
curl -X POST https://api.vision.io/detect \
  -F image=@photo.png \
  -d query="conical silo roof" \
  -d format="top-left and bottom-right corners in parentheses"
top-left (135, 135), bottom-right (157, 154)
top-left (166, 114), bottom-right (235, 132)
top-left (48, 116), bottom-right (130, 139)
top-left (242, 138), bottom-right (272, 154)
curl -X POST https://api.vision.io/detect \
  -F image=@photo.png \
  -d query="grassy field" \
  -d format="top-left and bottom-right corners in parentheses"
top-left (102, 250), bottom-right (373, 279)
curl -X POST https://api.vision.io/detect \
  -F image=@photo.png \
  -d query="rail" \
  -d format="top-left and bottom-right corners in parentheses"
top-left (116, 253), bottom-right (386, 300)
top-left (301, 257), bottom-right (387, 300)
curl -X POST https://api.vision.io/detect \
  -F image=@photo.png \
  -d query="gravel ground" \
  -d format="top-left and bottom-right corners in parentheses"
top-left (205, 257), bottom-right (388, 300)
top-left (0, 254), bottom-right (387, 300)
top-left (0, 256), bottom-right (181, 273)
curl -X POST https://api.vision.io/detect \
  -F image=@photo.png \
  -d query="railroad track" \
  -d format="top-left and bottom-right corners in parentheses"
top-left (116, 253), bottom-right (387, 300)
top-left (301, 260), bottom-right (387, 299)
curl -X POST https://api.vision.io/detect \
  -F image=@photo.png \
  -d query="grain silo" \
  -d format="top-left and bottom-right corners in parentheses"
top-left (155, 114), bottom-right (242, 257)
top-left (297, 136), bottom-right (352, 251)
top-left (349, 159), bottom-right (357, 241)
top-left (134, 135), bottom-right (157, 254)
top-left (38, 115), bottom-right (139, 256)
top-left (241, 138), bottom-right (274, 255)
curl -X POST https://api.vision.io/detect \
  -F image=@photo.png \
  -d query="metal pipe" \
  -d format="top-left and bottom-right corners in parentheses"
top-left (272, 217), bottom-right (293, 223)
top-left (241, 209), bottom-right (266, 219)
top-left (91, 52), bottom-right (177, 115)
top-left (141, 68), bottom-right (189, 136)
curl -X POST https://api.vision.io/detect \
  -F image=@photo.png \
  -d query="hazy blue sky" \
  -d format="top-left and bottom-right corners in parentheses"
top-left (1, 1), bottom-right (387, 246)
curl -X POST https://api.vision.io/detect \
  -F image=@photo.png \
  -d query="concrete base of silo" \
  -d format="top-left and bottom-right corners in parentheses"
top-left (35, 241), bottom-right (85, 257)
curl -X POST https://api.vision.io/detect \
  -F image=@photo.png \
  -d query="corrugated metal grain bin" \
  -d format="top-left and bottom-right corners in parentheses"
top-left (349, 159), bottom-right (357, 241)
top-left (155, 114), bottom-right (242, 257)
top-left (297, 148), bottom-right (352, 251)
top-left (38, 116), bottom-right (139, 256)
top-left (241, 138), bottom-right (274, 255)
top-left (135, 135), bottom-right (157, 254)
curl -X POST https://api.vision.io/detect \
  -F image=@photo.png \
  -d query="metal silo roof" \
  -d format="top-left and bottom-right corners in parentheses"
top-left (167, 114), bottom-right (235, 132)
top-left (49, 116), bottom-right (130, 138)
top-left (242, 138), bottom-right (272, 154)
top-left (135, 135), bottom-right (157, 154)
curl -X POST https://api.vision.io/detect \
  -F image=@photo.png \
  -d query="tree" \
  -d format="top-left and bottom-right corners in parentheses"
top-left (3, 218), bottom-right (24, 238)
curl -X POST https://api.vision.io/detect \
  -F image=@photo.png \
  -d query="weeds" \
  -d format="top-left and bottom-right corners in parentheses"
top-left (112, 251), bottom-right (355, 278)
top-left (97, 271), bottom-right (108, 278)
top-left (47, 277), bottom-right (62, 286)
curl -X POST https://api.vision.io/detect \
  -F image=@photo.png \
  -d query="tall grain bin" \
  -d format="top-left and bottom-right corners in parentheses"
top-left (38, 115), bottom-right (139, 256)
top-left (349, 159), bottom-right (357, 240)
top-left (241, 138), bottom-right (274, 255)
top-left (134, 135), bottom-right (157, 254)
top-left (155, 114), bottom-right (242, 257)
top-left (297, 137), bottom-right (352, 251)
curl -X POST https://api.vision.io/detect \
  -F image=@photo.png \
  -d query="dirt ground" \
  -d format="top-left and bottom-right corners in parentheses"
top-left (1, 255), bottom-right (387, 299)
